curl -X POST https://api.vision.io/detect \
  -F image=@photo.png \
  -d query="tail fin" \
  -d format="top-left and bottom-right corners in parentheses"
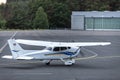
top-left (8, 39), bottom-right (24, 59)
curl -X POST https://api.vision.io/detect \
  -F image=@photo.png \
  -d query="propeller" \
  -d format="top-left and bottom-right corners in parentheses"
top-left (80, 50), bottom-right (85, 57)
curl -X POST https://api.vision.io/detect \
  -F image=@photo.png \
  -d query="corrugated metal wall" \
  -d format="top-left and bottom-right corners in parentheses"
top-left (85, 17), bottom-right (120, 30)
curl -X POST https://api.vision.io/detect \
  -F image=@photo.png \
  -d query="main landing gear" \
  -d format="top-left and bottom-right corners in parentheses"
top-left (45, 60), bottom-right (52, 65)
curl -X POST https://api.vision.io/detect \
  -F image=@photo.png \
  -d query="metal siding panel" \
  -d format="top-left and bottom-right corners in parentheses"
top-left (71, 15), bottom-right (84, 30)
top-left (95, 18), bottom-right (102, 29)
top-left (86, 17), bottom-right (120, 30)
top-left (72, 11), bottom-right (120, 17)
top-left (73, 11), bottom-right (120, 30)
top-left (85, 18), bottom-right (94, 29)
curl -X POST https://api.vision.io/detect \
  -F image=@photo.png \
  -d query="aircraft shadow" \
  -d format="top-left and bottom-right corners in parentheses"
top-left (1, 62), bottom-right (107, 70)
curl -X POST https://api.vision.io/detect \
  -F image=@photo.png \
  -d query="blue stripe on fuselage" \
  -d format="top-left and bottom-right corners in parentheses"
top-left (62, 51), bottom-right (74, 56)
top-left (12, 50), bottom-right (19, 52)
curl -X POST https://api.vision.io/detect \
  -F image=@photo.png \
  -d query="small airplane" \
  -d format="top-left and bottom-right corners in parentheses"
top-left (2, 39), bottom-right (111, 65)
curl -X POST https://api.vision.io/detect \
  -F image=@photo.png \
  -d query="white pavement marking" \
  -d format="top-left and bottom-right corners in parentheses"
top-left (94, 56), bottom-right (120, 59)
top-left (0, 31), bottom-right (18, 53)
top-left (75, 55), bottom-right (120, 60)
top-left (10, 31), bottom-right (18, 39)
top-left (0, 42), bottom-right (7, 53)
top-left (16, 72), bottom-right (53, 75)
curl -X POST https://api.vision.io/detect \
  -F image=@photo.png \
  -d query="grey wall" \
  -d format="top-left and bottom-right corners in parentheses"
top-left (71, 15), bottom-right (84, 30)
top-left (71, 11), bottom-right (120, 30)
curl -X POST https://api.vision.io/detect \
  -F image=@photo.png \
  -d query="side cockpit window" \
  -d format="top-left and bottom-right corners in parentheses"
top-left (61, 47), bottom-right (67, 51)
top-left (53, 47), bottom-right (68, 51)
top-left (53, 47), bottom-right (60, 51)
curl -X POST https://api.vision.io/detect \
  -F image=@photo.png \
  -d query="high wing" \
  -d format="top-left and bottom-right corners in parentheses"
top-left (16, 39), bottom-right (111, 47)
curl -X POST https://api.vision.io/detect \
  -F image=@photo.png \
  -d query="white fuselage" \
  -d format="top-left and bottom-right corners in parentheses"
top-left (23, 46), bottom-right (80, 60)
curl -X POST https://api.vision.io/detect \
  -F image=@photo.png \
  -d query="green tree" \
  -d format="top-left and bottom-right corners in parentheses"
top-left (108, 0), bottom-right (120, 11)
top-left (1, 0), bottom-right (119, 30)
top-left (33, 7), bottom-right (49, 29)
top-left (28, 0), bottom-right (53, 28)
top-left (6, 1), bottom-right (29, 29)
top-left (50, 2), bottom-right (70, 28)
top-left (0, 13), bottom-right (6, 29)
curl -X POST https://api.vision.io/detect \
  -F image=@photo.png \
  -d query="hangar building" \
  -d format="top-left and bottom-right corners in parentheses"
top-left (71, 11), bottom-right (120, 30)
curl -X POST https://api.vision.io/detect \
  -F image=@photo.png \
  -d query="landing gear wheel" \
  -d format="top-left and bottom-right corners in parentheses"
top-left (46, 62), bottom-right (50, 65)
top-left (72, 63), bottom-right (75, 65)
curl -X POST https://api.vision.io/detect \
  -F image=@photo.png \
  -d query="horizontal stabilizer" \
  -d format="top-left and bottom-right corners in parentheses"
top-left (2, 55), bottom-right (13, 59)
top-left (2, 55), bottom-right (34, 60)
top-left (16, 56), bottom-right (34, 60)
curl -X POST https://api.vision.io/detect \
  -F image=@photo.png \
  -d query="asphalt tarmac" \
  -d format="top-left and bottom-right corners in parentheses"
top-left (0, 30), bottom-right (120, 80)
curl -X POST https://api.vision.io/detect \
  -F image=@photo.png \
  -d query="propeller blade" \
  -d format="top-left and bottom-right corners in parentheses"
top-left (80, 50), bottom-right (85, 57)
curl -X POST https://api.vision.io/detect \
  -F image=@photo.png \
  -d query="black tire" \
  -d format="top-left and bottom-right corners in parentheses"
top-left (46, 62), bottom-right (50, 65)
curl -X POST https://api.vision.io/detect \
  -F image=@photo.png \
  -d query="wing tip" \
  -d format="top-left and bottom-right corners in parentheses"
top-left (102, 42), bottom-right (111, 46)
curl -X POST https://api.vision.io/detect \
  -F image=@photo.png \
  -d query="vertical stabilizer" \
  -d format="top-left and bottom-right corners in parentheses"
top-left (8, 39), bottom-right (24, 59)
